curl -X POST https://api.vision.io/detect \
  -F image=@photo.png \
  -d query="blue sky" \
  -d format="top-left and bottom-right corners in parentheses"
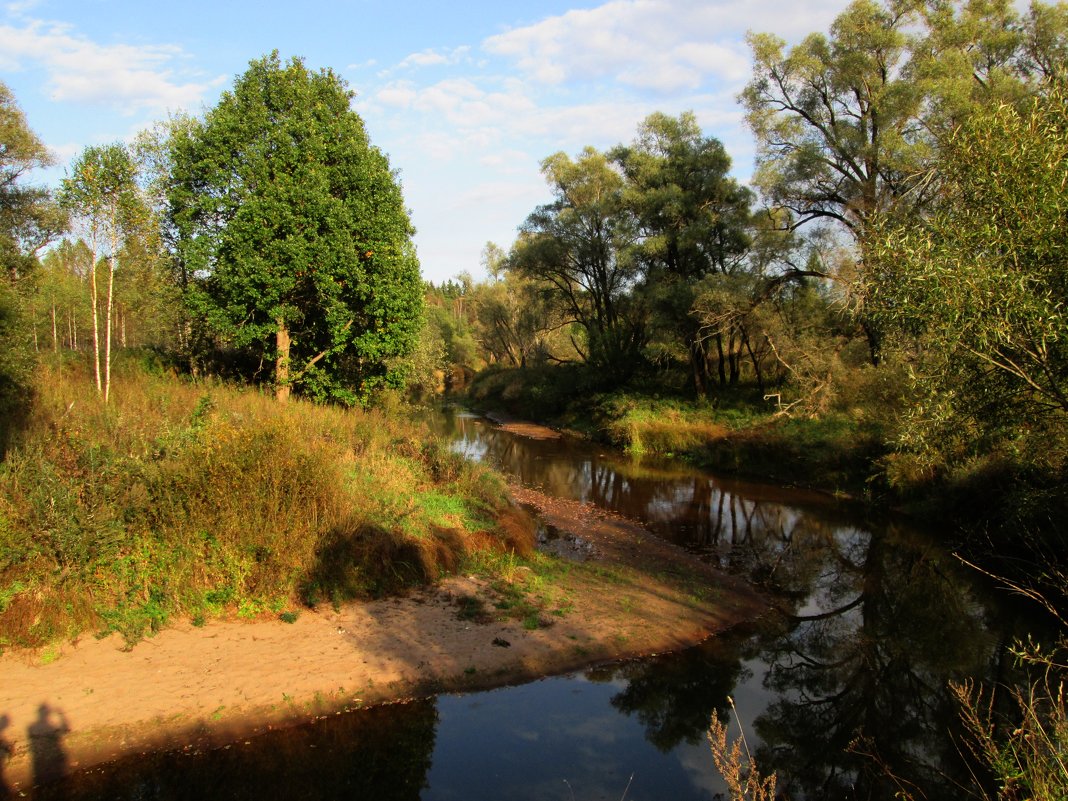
top-left (1, 0), bottom-right (849, 283)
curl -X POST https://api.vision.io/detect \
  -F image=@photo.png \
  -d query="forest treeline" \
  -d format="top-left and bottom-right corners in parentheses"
top-left (422, 0), bottom-right (1068, 536)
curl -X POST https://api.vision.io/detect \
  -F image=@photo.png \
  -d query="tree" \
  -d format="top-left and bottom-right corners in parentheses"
top-left (169, 52), bottom-right (423, 404)
top-left (510, 147), bottom-right (644, 378)
top-left (612, 112), bottom-right (752, 395)
top-left (0, 81), bottom-right (64, 282)
top-left (743, 0), bottom-right (1068, 365)
top-left (31, 239), bottom-right (91, 352)
top-left (868, 87), bottom-right (1068, 466)
top-left (61, 143), bottom-right (142, 403)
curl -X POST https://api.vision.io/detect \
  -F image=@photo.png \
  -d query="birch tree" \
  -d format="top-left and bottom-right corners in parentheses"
top-left (61, 144), bottom-right (141, 403)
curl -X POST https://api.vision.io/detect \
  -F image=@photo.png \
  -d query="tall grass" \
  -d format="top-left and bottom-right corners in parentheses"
top-left (0, 354), bottom-right (531, 648)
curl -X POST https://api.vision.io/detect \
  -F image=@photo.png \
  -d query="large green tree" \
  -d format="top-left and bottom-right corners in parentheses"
top-left (510, 147), bottom-right (644, 378)
top-left (0, 81), bottom-right (64, 282)
top-left (169, 53), bottom-right (422, 403)
top-left (868, 87), bottom-right (1068, 467)
top-left (612, 112), bottom-right (752, 395)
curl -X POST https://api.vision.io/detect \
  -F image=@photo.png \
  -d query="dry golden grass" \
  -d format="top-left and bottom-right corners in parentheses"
top-left (0, 354), bottom-right (522, 648)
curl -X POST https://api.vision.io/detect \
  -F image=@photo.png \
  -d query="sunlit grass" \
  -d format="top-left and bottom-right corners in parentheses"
top-left (0, 353), bottom-right (524, 649)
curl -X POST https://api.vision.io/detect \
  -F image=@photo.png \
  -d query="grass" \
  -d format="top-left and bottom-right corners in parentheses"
top-left (0, 353), bottom-right (531, 650)
top-left (461, 548), bottom-right (575, 629)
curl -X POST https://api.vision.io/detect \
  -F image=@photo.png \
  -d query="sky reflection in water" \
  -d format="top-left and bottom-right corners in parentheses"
top-left (45, 410), bottom-right (1017, 800)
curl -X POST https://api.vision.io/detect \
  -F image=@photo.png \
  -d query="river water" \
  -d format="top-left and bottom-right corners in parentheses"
top-left (45, 408), bottom-right (1026, 800)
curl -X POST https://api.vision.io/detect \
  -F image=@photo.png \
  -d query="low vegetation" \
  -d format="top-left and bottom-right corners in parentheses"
top-left (0, 354), bottom-right (531, 649)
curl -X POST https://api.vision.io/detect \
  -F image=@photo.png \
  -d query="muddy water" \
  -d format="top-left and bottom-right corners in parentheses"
top-left (47, 409), bottom-right (1025, 800)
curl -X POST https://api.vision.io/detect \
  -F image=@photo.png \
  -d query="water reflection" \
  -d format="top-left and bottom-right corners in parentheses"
top-left (435, 409), bottom-right (1013, 800)
top-left (48, 409), bottom-right (1020, 800)
top-left (36, 701), bottom-right (438, 800)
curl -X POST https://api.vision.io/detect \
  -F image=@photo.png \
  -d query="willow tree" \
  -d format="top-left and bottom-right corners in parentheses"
top-left (868, 88), bottom-right (1068, 465)
top-left (169, 53), bottom-right (422, 403)
top-left (510, 147), bottom-right (644, 378)
top-left (743, 0), bottom-right (1068, 365)
top-left (612, 112), bottom-right (752, 396)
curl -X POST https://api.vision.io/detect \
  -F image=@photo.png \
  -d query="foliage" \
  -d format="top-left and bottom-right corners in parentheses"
top-left (510, 147), bottom-right (646, 378)
top-left (0, 356), bottom-right (522, 648)
top-left (60, 142), bottom-right (145, 402)
top-left (0, 80), bottom-right (64, 281)
top-left (955, 668), bottom-right (1068, 801)
top-left (169, 52), bottom-right (423, 404)
top-left (468, 268), bottom-right (571, 368)
top-left (0, 280), bottom-right (34, 455)
top-left (743, 1), bottom-right (926, 237)
top-left (613, 111), bottom-right (753, 396)
top-left (868, 87), bottom-right (1068, 471)
top-left (743, 0), bottom-right (1068, 366)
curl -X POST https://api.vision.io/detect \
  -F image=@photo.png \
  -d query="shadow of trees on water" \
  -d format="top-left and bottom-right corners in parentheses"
top-left (31, 700), bottom-right (437, 801)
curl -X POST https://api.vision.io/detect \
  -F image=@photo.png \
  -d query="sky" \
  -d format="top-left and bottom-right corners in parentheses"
top-left (1, 0), bottom-right (850, 284)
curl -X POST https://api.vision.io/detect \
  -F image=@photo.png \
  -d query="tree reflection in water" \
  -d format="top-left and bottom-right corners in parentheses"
top-left (753, 522), bottom-right (998, 800)
top-left (41, 700), bottom-right (439, 801)
top-left (599, 518), bottom-right (1002, 800)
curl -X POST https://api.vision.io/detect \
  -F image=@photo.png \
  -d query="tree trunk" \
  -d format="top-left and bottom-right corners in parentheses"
top-left (89, 241), bottom-right (102, 395)
top-left (688, 336), bottom-right (708, 399)
top-left (51, 301), bottom-right (58, 352)
top-left (716, 333), bottom-right (727, 387)
top-left (744, 331), bottom-right (765, 394)
top-left (275, 317), bottom-right (291, 402)
top-left (104, 243), bottom-right (116, 404)
top-left (728, 328), bottom-right (740, 386)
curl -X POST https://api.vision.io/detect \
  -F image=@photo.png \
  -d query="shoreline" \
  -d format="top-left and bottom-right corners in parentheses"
top-left (0, 484), bottom-right (767, 794)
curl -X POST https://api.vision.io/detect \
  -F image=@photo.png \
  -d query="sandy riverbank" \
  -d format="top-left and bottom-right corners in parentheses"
top-left (0, 482), bottom-right (766, 795)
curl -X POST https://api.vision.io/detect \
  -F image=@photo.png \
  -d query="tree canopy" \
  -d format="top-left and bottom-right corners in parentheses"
top-left (869, 86), bottom-right (1068, 464)
top-left (0, 80), bottom-right (64, 281)
top-left (169, 52), bottom-right (423, 403)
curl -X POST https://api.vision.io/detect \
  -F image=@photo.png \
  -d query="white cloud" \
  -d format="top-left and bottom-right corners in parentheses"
top-left (4, 0), bottom-right (40, 18)
top-left (0, 18), bottom-right (218, 114)
top-left (375, 80), bottom-right (418, 108)
top-left (483, 0), bottom-right (844, 91)
top-left (394, 45), bottom-right (471, 72)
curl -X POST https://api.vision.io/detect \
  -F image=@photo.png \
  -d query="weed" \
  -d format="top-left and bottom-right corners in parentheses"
top-left (39, 644), bottom-right (60, 665)
top-left (278, 611), bottom-right (299, 624)
top-left (707, 698), bottom-right (777, 801)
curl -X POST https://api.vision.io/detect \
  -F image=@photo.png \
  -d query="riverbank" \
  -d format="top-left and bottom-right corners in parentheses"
top-left (465, 367), bottom-right (890, 500)
top-left (0, 482), bottom-right (766, 794)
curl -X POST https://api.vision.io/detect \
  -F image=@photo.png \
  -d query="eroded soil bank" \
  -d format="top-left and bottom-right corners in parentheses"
top-left (0, 483), bottom-right (766, 794)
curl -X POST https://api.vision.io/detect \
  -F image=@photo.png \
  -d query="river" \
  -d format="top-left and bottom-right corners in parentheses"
top-left (43, 408), bottom-right (1028, 800)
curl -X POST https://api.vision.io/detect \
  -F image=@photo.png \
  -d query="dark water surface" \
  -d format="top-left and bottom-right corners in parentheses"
top-left (43, 409), bottom-right (1026, 800)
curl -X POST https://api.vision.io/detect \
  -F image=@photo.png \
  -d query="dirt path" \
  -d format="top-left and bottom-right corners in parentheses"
top-left (0, 486), bottom-right (766, 794)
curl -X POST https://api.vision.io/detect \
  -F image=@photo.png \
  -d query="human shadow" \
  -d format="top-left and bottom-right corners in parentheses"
top-left (0, 713), bottom-right (13, 800)
top-left (27, 703), bottom-right (70, 789)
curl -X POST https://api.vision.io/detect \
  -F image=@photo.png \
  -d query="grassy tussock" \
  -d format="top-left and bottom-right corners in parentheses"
top-left (599, 397), bottom-right (729, 455)
top-left (0, 355), bottom-right (529, 649)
